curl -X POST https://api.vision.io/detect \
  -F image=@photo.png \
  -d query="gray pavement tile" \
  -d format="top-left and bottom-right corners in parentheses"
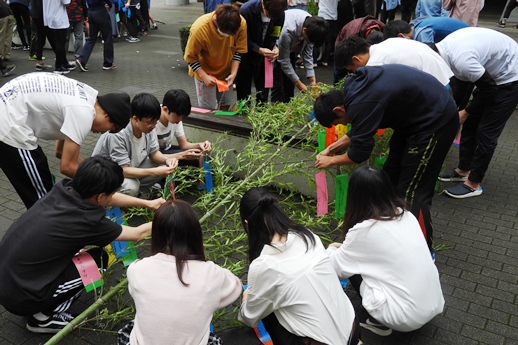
top-left (461, 324), bottom-right (506, 345)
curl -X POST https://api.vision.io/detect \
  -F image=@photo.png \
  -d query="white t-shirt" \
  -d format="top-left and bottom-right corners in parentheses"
top-left (43, 0), bottom-right (70, 29)
top-left (0, 73), bottom-right (98, 150)
top-left (317, 0), bottom-right (338, 20)
top-left (368, 38), bottom-right (454, 86)
top-left (436, 27), bottom-right (518, 85)
top-left (239, 232), bottom-right (355, 345)
top-left (327, 210), bottom-right (445, 332)
top-left (155, 120), bottom-right (185, 151)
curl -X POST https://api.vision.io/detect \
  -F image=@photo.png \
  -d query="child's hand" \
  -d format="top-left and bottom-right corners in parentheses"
top-left (328, 242), bottom-right (342, 249)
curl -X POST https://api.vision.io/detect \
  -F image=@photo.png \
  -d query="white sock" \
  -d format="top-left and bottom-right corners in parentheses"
top-left (32, 312), bottom-right (50, 321)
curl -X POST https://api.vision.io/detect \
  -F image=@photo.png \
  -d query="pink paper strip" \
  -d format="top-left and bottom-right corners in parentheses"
top-left (264, 57), bottom-right (274, 89)
top-left (191, 107), bottom-right (212, 113)
top-left (315, 171), bottom-right (328, 216)
top-left (72, 251), bottom-right (102, 289)
top-left (453, 126), bottom-right (461, 146)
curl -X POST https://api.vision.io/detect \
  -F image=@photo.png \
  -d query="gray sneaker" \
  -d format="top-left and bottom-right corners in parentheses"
top-left (1, 64), bottom-right (15, 77)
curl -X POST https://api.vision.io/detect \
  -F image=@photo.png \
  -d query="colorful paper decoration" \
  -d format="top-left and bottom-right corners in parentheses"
top-left (325, 126), bottom-right (336, 148)
top-left (264, 57), bottom-right (274, 89)
top-left (340, 278), bottom-right (349, 289)
top-left (453, 125), bottom-right (461, 147)
top-left (318, 129), bottom-right (326, 153)
top-left (376, 128), bottom-right (385, 137)
top-left (72, 251), bottom-right (103, 292)
top-left (315, 171), bottom-right (328, 216)
top-left (203, 160), bottom-right (213, 193)
top-left (335, 124), bottom-right (347, 139)
top-left (335, 174), bottom-right (348, 219)
top-left (106, 207), bottom-right (138, 267)
top-left (374, 157), bottom-right (387, 168)
top-left (214, 78), bottom-right (229, 92)
top-left (254, 320), bottom-right (273, 345)
top-left (167, 174), bottom-right (176, 200)
top-left (191, 107), bottom-right (212, 114)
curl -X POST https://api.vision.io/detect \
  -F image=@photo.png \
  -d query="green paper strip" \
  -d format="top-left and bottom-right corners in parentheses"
top-left (374, 157), bottom-right (387, 168)
top-left (85, 279), bottom-right (103, 293)
top-left (121, 242), bottom-right (138, 267)
top-left (318, 129), bottom-right (326, 153)
top-left (335, 174), bottom-right (348, 219)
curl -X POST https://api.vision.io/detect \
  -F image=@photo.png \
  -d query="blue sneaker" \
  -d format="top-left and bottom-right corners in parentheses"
top-left (444, 183), bottom-right (482, 199)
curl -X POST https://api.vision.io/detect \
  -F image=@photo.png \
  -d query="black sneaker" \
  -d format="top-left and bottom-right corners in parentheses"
top-left (26, 312), bottom-right (74, 334)
top-left (53, 66), bottom-right (70, 75)
top-left (76, 58), bottom-right (88, 72)
top-left (65, 62), bottom-right (76, 71)
top-left (360, 318), bottom-right (392, 336)
top-left (498, 20), bottom-right (506, 28)
top-left (1, 64), bottom-right (15, 77)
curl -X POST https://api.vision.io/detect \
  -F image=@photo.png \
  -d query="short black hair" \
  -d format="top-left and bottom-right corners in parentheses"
top-left (383, 20), bottom-right (412, 40)
top-left (303, 16), bottom-right (329, 47)
top-left (162, 89), bottom-right (192, 117)
top-left (131, 93), bottom-right (161, 121)
top-left (313, 89), bottom-right (344, 128)
top-left (366, 29), bottom-right (384, 44)
top-left (334, 36), bottom-right (370, 70)
top-left (263, 0), bottom-right (287, 19)
top-left (71, 156), bottom-right (124, 199)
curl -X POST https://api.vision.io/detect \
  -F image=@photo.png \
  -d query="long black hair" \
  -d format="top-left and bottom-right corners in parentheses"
top-left (239, 187), bottom-right (316, 263)
top-left (343, 166), bottom-right (407, 239)
top-left (151, 200), bottom-right (206, 286)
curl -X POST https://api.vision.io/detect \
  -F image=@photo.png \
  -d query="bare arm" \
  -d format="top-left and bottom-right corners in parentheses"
top-left (59, 137), bottom-right (84, 177)
top-left (108, 192), bottom-right (165, 210)
top-left (123, 153), bottom-right (178, 179)
top-left (116, 222), bottom-right (152, 241)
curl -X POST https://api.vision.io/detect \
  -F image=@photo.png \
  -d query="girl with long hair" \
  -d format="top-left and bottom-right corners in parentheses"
top-left (328, 166), bottom-right (444, 337)
top-left (119, 200), bottom-right (242, 345)
top-left (238, 187), bottom-right (359, 345)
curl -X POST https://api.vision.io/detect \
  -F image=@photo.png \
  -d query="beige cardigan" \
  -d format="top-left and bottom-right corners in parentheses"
top-left (443, 0), bottom-right (484, 26)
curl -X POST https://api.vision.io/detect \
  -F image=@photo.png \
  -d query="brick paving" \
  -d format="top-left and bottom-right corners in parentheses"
top-left (0, 1), bottom-right (517, 344)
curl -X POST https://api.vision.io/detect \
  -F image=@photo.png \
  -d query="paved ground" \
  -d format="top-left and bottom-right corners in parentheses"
top-left (1, 2), bottom-right (518, 344)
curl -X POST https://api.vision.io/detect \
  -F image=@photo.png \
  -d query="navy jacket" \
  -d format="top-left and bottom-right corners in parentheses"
top-left (343, 64), bottom-right (457, 163)
top-left (239, 0), bottom-right (284, 65)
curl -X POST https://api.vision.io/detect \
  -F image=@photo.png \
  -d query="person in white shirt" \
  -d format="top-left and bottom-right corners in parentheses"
top-left (334, 36), bottom-right (453, 87)
top-left (433, 27), bottom-right (518, 198)
top-left (119, 200), bottom-right (242, 345)
top-left (156, 89), bottom-right (211, 167)
top-left (316, 0), bottom-right (338, 66)
top-left (327, 166), bottom-right (444, 336)
top-left (0, 72), bottom-right (132, 209)
top-left (238, 187), bottom-right (359, 345)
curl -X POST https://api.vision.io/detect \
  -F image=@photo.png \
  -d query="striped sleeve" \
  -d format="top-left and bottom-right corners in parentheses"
top-left (189, 61), bottom-right (202, 72)
top-left (232, 53), bottom-right (242, 62)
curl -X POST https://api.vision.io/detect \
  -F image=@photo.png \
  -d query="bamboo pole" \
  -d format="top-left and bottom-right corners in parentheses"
top-left (44, 122), bottom-right (311, 345)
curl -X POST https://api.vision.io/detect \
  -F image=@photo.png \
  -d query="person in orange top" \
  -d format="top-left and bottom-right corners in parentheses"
top-left (184, 4), bottom-right (247, 110)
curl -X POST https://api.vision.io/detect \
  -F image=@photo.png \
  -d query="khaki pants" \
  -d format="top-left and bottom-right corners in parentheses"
top-left (0, 15), bottom-right (14, 60)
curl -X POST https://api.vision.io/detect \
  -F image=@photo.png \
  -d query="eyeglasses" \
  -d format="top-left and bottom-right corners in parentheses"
top-left (141, 119), bottom-right (158, 127)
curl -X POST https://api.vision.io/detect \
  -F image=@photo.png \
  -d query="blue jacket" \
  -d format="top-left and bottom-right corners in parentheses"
top-left (411, 16), bottom-right (468, 43)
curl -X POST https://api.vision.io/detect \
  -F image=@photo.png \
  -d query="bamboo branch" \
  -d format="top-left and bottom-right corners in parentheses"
top-left (45, 121), bottom-right (311, 344)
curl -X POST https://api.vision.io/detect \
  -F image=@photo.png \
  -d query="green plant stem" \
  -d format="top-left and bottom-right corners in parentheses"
top-left (44, 122), bottom-right (311, 344)
top-left (44, 278), bottom-right (129, 345)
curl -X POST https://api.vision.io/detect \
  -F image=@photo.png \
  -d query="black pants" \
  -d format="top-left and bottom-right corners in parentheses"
top-left (9, 2), bottom-right (31, 47)
top-left (41, 248), bottom-right (108, 315)
top-left (400, 0), bottom-right (417, 22)
top-left (0, 141), bottom-right (54, 209)
top-left (271, 52), bottom-right (297, 103)
top-left (235, 55), bottom-right (270, 103)
top-left (383, 113), bottom-right (460, 250)
top-left (502, 1), bottom-right (518, 19)
top-left (458, 81), bottom-right (518, 183)
top-left (122, 7), bottom-right (140, 37)
top-left (44, 26), bottom-right (68, 68)
top-left (32, 17), bottom-right (47, 61)
top-left (262, 312), bottom-right (360, 345)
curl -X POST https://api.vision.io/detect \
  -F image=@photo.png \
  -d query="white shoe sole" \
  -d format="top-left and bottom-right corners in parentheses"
top-left (359, 321), bottom-right (393, 336)
top-left (444, 188), bottom-right (483, 199)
